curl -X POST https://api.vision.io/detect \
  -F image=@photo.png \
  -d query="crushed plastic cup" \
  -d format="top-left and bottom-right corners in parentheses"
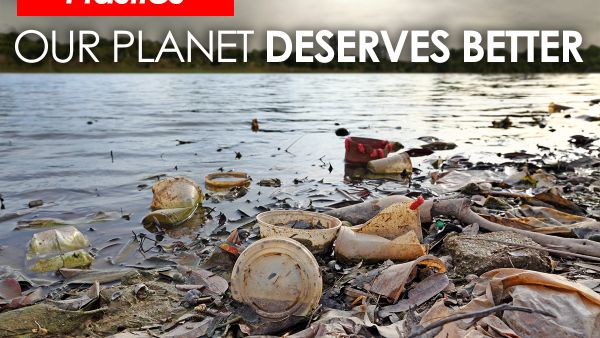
top-left (143, 176), bottom-right (203, 227)
top-left (367, 152), bottom-right (412, 175)
top-left (27, 226), bottom-right (90, 259)
top-left (26, 226), bottom-right (93, 273)
top-left (31, 250), bottom-right (94, 273)
top-left (150, 176), bottom-right (202, 210)
top-left (230, 237), bottom-right (322, 322)
top-left (257, 210), bottom-right (342, 253)
top-left (356, 200), bottom-right (424, 241)
top-left (142, 207), bottom-right (199, 228)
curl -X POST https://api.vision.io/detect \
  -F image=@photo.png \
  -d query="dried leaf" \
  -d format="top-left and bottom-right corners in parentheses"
top-left (365, 255), bottom-right (446, 302)
top-left (0, 278), bottom-right (21, 300)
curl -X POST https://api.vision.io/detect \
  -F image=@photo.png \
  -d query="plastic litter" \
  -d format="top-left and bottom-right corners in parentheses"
top-left (30, 250), bottom-right (94, 273)
top-left (142, 176), bottom-right (203, 227)
top-left (419, 268), bottom-right (600, 338)
top-left (142, 207), bottom-right (198, 228)
top-left (355, 201), bottom-right (424, 241)
top-left (150, 176), bottom-right (202, 210)
top-left (205, 172), bottom-right (250, 191)
top-left (257, 210), bottom-right (342, 253)
top-left (335, 226), bottom-right (427, 262)
top-left (231, 237), bottom-right (322, 332)
top-left (482, 205), bottom-right (600, 237)
top-left (27, 226), bottom-right (90, 259)
top-left (289, 307), bottom-right (404, 338)
top-left (326, 195), bottom-right (430, 226)
top-left (344, 137), bottom-right (394, 163)
top-left (25, 226), bottom-right (93, 273)
top-left (366, 152), bottom-right (412, 175)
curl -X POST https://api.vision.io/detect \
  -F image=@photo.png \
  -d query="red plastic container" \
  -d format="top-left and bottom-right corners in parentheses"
top-left (344, 137), bottom-right (393, 164)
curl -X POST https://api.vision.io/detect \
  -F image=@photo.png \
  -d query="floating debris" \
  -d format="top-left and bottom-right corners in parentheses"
top-left (492, 116), bottom-right (513, 129)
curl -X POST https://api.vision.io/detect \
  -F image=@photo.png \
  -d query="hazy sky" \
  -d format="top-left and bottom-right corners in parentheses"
top-left (1, 0), bottom-right (598, 49)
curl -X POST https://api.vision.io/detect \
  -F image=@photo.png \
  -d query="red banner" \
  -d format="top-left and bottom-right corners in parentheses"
top-left (17, 0), bottom-right (234, 17)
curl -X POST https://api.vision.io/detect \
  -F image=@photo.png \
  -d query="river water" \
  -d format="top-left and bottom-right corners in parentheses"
top-left (0, 73), bottom-right (599, 274)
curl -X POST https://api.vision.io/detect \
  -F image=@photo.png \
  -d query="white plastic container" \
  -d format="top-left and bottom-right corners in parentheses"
top-left (367, 152), bottom-right (412, 175)
top-left (230, 237), bottom-right (322, 320)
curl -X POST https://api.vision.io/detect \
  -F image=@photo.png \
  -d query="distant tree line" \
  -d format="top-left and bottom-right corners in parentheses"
top-left (1, 32), bottom-right (599, 72)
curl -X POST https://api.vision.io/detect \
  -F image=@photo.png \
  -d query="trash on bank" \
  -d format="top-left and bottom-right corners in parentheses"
top-left (150, 177), bottom-right (203, 210)
top-left (257, 210), bottom-right (342, 253)
top-left (416, 268), bottom-right (600, 338)
top-left (326, 195), bottom-right (419, 225)
top-left (48, 281), bottom-right (100, 311)
top-left (288, 307), bottom-right (405, 338)
top-left (27, 226), bottom-right (90, 259)
top-left (143, 176), bottom-right (203, 227)
top-left (30, 250), bottom-right (94, 273)
top-left (481, 205), bottom-right (600, 237)
top-left (430, 170), bottom-right (502, 194)
top-left (366, 152), bottom-right (412, 175)
top-left (205, 172), bottom-right (250, 191)
top-left (344, 137), bottom-right (396, 163)
top-left (335, 226), bottom-right (427, 262)
top-left (26, 226), bottom-right (93, 273)
top-left (355, 199), bottom-right (424, 241)
top-left (142, 207), bottom-right (199, 228)
top-left (344, 163), bottom-right (410, 182)
top-left (231, 237), bottom-right (322, 335)
top-left (4, 102), bottom-right (600, 337)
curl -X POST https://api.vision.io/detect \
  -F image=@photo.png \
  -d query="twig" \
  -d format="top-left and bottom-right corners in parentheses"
top-left (407, 304), bottom-right (555, 338)
top-left (305, 304), bottom-right (322, 328)
top-left (203, 206), bottom-right (216, 217)
top-left (216, 316), bottom-right (241, 329)
top-left (461, 236), bottom-right (600, 262)
top-left (335, 188), bottom-right (361, 202)
top-left (285, 135), bottom-right (304, 153)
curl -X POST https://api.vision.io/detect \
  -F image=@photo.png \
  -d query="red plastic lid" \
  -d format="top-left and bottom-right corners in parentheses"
top-left (409, 196), bottom-right (425, 210)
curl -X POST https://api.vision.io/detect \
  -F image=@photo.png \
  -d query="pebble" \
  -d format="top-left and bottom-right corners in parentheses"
top-left (335, 128), bottom-right (350, 137)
